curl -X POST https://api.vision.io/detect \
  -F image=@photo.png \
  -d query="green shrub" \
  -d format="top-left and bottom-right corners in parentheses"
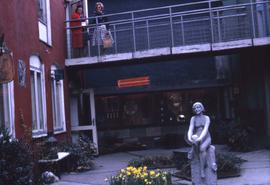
top-left (175, 152), bottom-right (244, 179)
top-left (227, 126), bottom-right (254, 152)
top-left (129, 158), bottom-right (144, 168)
top-left (212, 119), bottom-right (255, 151)
top-left (0, 128), bottom-right (33, 185)
top-left (128, 156), bottom-right (175, 169)
top-left (217, 153), bottom-right (245, 177)
top-left (60, 135), bottom-right (96, 171)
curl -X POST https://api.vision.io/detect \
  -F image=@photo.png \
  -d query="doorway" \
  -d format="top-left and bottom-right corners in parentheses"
top-left (70, 88), bottom-right (99, 154)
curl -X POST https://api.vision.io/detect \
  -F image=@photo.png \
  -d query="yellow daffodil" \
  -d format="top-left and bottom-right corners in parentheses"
top-left (106, 166), bottom-right (170, 185)
top-left (150, 170), bottom-right (155, 176)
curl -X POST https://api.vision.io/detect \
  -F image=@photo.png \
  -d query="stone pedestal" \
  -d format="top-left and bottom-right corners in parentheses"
top-left (190, 145), bottom-right (217, 185)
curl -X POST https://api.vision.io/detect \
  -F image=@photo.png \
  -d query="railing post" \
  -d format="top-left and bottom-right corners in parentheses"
top-left (113, 25), bottom-right (118, 54)
top-left (146, 20), bottom-right (150, 49)
top-left (266, 1), bottom-right (270, 36)
top-left (217, 11), bottom-right (222, 42)
top-left (180, 15), bottom-right (185, 45)
top-left (94, 17), bottom-right (102, 62)
top-left (250, 0), bottom-right (256, 38)
top-left (131, 12), bottom-right (137, 53)
top-left (169, 7), bottom-right (175, 49)
top-left (86, 20), bottom-right (91, 57)
top-left (208, 1), bottom-right (215, 44)
top-left (95, 17), bottom-right (101, 61)
top-left (65, 5), bottom-right (72, 59)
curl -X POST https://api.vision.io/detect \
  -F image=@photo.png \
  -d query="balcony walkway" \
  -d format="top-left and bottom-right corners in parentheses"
top-left (65, 0), bottom-right (270, 67)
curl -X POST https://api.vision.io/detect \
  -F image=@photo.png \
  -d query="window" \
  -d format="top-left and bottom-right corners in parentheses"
top-left (37, 0), bottom-right (52, 45)
top-left (38, 0), bottom-right (47, 24)
top-left (30, 56), bottom-right (47, 137)
top-left (0, 82), bottom-right (15, 137)
top-left (51, 66), bottom-right (66, 133)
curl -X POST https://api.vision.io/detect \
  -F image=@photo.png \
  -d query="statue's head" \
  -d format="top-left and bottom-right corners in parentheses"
top-left (192, 102), bottom-right (205, 115)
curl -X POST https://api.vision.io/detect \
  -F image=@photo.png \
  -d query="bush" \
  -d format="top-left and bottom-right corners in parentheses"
top-left (216, 153), bottom-right (245, 178)
top-left (128, 156), bottom-right (175, 169)
top-left (106, 166), bottom-right (172, 185)
top-left (212, 119), bottom-right (255, 151)
top-left (174, 152), bottom-right (244, 179)
top-left (0, 128), bottom-right (33, 185)
top-left (60, 135), bottom-right (96, 171)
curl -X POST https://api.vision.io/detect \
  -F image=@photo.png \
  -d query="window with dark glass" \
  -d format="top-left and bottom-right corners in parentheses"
top-left (37, 0), bottom-right (47, 24)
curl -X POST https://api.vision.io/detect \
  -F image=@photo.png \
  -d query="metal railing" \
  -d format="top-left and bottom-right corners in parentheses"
top-left (66, 0), bottom-right (270, 61)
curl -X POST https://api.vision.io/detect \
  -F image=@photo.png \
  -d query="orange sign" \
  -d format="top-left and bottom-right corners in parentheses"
top-left (117, 76), bottom-right (150, 88)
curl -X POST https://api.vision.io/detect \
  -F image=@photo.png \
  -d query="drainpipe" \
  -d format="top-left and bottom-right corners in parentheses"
top-left (65, 3), bottom-right (72, 59)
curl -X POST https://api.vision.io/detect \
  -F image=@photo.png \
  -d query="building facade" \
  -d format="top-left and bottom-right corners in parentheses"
top-left (0, 0), bottom-right (269, 155)
top-left (66, 0), bottom-right (270, 153)
top-left (0, 0), bottom-right (70, 141)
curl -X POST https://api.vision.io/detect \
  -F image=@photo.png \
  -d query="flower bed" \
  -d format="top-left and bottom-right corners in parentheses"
top-left (106, 166), bottom-right (172, 185)
top-left (173, 152), bottom-right (245, 179)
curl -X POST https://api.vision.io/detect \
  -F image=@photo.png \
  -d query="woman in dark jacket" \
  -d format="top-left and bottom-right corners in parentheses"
top-left (91, 2), bottom-right (113, 47)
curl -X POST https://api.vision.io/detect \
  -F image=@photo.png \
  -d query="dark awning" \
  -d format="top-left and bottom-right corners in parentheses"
top-left (81, 56), bottom-right (229, 95)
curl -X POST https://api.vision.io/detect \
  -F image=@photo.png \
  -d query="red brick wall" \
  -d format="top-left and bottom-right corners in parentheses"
top-left (0, 0), bottom-right (71, 141)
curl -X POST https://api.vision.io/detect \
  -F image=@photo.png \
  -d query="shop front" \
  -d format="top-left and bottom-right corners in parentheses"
top-left (68, 55), bottom-right (233, 153)
top-left (95, 88), bottom-right (224, 153)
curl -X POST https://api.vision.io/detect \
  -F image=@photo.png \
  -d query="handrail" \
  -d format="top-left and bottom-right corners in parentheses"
top-left (65, 0), bottom-right (270, 61)
top-left (66, 0), bottom-right (223, 23)
top-left (66, 4), bottom-right (252, 30)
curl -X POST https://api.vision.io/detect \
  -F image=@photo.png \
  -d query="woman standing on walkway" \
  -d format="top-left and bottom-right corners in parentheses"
top-left (91, 2), bottom-right (113, 51)
top-left (71, 4), bottom-right (85, 57)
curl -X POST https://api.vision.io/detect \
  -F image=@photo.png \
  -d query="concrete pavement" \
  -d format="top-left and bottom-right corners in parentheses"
top-left (53, 147), bottom-right (270, 185)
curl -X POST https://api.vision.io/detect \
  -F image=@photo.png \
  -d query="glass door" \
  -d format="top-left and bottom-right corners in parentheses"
top-left (70, 88), bottom-right (98, 154)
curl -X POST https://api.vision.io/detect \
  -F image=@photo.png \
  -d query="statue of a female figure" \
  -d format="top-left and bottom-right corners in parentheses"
top-left (187, 102), bottom-right (211, 178)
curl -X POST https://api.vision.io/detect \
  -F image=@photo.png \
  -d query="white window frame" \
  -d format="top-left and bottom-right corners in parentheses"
top-left (30, 56), bottom-right (47, 138)
top-left (51, 65), bottom-right (66, 134)
top-left (0, 82), bottom-right (15, 138)
top-left (38, 0), bottom-right (52, 45)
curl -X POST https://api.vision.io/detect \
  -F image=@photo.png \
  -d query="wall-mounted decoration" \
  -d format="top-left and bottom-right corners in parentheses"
top-left (124, 100), bottom-right (138, 116)
top-left (0, 34), bottom-right (14, 84)
top-left (0, 53), bottom-right (14, 84)
top-left (18, 59), bottom-right (26, 87)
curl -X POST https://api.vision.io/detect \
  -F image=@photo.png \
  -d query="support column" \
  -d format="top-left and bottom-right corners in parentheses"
top-left (264, 71), bottom-right (270, 142)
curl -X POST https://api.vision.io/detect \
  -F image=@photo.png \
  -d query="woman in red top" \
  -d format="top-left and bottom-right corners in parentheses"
top-left (71, 5), bottom-right (84, 57)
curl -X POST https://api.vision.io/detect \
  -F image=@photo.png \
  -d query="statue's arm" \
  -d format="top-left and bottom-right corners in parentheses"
top-left (197, 115), bottom-right (210, 142)
top-left (187, 116), bottom-right (195, 142)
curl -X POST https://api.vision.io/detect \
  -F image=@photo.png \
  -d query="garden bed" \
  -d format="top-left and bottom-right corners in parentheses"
top-left (128, 151), bottom-right (245, 180)
top-left (173, 152), bottom-right (244, 180)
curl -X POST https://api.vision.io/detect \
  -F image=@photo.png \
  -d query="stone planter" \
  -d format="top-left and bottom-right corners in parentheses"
top-left (38, 152), bottom-right (70, 176)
